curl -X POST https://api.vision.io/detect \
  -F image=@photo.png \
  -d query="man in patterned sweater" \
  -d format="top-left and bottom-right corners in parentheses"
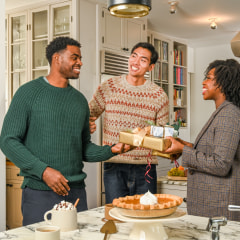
top-left (0, 37), bottom-right (130, 225)
top-left (89, 42), bottom-right (169, 204)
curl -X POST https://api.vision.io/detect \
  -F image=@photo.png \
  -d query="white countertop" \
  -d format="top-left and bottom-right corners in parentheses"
top-left (1, 206), bottom-right (240, 240)
top-left (157, 176), bottom-right (187, 186)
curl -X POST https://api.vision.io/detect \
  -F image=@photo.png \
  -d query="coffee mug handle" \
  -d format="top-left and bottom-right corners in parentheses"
top-left (44, 210), bottom-right (53, 225)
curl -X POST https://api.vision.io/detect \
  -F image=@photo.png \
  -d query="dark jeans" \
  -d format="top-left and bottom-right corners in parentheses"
top-left (104, 163), bottom-right (157, 204)
top-left (21, 187), bottom-right (88, 226)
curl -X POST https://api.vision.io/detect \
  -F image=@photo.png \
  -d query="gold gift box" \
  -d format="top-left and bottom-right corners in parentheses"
top-left (119, 131), bottom-right (172, 152)
top-left (152, 150), bottom-right (172, 159)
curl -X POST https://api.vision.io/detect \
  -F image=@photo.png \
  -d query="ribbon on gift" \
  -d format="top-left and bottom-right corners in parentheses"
top-left (132, 128), bottom-right (148, 147)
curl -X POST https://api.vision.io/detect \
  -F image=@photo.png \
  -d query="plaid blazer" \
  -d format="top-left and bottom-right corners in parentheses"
top-left (182, 101), bottom-right (240, 221)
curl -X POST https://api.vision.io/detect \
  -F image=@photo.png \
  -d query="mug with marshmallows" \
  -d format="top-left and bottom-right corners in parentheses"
top-left (44, 200), bottom-right (78, 232)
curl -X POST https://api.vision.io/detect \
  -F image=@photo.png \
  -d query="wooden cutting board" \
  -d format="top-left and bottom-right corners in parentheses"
top-left (167, 176), bottom-right (187, 181)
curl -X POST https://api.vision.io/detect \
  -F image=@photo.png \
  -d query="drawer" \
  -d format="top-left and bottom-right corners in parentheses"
top-left (11, 167), bottom-right (23, 181)
top-left (6, 165), bottom-right (23, 181)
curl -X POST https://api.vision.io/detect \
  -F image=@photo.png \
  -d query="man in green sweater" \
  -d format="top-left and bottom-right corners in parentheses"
top-left (0, 37), bottom-right (130, 225)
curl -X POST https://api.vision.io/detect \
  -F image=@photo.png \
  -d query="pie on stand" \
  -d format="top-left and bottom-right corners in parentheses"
top-left (110, 191), bottom-right (186, 240)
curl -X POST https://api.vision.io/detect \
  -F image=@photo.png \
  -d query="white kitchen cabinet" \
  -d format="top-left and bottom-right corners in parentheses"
top-left (6, 163), bottom-right (23, 229)
top-left (101, 7), bottom-right (147, 53)
top-left (7, 1), bottom-right (72, 103)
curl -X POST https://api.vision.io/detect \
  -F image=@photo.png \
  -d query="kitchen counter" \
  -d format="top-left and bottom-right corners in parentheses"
top-left (157, 176), bottom-right (187, 186)
top-left (1, 206), bottom-right (240, 240)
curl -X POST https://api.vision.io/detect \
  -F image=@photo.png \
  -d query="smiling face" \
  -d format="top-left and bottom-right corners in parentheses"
top-left (128, 47), bottom-right (154, 79)
top-left (202, 68), bottom-right (226, 108)
top-left (57, 45), bottom-right (82, 79)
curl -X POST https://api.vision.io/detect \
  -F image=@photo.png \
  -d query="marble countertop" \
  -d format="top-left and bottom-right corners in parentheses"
top-left (1, 206), bottom-right (240, 240)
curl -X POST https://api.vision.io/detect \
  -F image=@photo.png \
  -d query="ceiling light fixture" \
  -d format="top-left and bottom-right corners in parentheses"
top-left (107, 0), bottom-right (151, 18)
top-left (209, 18), bottom-right (217, 30)
top-left (231, 32), bottom-right (240, 57)
top-left (168, 0), bottom-right (178, 14)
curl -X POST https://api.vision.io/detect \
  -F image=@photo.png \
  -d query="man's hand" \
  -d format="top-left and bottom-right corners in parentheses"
top-left (89, 117), bottom-right (97, 134)
top-left (42, 167), bottom-right (70, 196)
top-left (111, 143), bottom-right (132, 154)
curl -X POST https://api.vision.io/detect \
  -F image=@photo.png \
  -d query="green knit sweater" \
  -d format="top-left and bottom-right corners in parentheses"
top-left (0, 77), bottom-right (115, 190)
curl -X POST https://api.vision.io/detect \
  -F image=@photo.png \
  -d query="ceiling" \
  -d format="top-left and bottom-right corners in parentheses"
top-left (5, 0), bottom-right (240, 47)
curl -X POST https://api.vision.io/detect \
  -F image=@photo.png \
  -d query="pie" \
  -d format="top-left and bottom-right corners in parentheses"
top-left (112, 193), bottom-right (183, 218)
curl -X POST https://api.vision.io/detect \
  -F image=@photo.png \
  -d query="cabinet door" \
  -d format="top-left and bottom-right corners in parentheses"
top-left (6, 182), bottom-right (23, 229)
top-left (51, 2), bottom-right (71, 38)
top-left (9, 12), bottom-right (27, 99)
top-left (124, 18), bottom-right (146, 52)
top-left (101, 8), bottom-right (123, 51)
top-left (30, 7), bottom-right (49, 80)
top-left (101, 8), bottom-right (147, 53)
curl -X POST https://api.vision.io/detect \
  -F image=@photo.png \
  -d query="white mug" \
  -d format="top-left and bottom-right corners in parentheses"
top-left (35, 225), bottom-right (60, 240)
top-left (44, 208), bottom-right (78, 232)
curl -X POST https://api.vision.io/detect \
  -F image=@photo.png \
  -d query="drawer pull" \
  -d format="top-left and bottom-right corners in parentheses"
top-left (6, 184), bottom-right (13, 187)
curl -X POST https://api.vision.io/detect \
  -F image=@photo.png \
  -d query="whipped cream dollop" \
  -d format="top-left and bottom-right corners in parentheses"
top-left (53, 200), bottom-right (75, 210)
top-left (140, 191), bottom-right (158, 205)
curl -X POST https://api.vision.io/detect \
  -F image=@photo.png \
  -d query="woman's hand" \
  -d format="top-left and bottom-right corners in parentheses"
top-left (163, 136), bottom-right (185, 154)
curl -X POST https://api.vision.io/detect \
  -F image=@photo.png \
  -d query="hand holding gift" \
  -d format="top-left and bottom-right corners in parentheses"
top-left (162, 136), bottom-right (193, 159)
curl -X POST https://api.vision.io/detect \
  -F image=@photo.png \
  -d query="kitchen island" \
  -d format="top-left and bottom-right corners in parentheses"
top-left (1, 206), bottom-right (240, 240)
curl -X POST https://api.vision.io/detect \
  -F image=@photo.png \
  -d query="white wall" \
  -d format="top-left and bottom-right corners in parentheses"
top-left (78, 0), bottom-right (101, 209)
top-left (190, 43), bottom-right (239, 142)
top-left (0, 0), bottom-right (6, 231)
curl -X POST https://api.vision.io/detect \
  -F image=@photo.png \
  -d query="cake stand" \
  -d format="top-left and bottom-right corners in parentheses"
top-left (109, 207), bottom-right (186, 240)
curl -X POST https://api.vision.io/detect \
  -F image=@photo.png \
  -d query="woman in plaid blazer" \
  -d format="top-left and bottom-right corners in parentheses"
top-left (165, 59), bottom-right (240, 221)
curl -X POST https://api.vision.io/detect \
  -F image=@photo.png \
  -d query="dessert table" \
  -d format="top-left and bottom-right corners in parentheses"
top-left (1, 206), bottom-right (240, 240)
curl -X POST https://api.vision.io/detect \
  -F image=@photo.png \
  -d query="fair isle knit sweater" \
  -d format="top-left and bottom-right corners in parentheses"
top-left (0, 77), bottom-right (115, 190)
top-left (89, 75), bottom-right (169, 164)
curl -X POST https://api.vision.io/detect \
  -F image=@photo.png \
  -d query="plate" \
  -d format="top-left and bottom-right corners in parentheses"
top-left (109, 207), bottom-right (186, 223)
top-left (167, 176), bottom-right (187, 181)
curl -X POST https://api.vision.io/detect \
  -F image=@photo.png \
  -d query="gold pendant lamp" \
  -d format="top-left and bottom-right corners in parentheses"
top-left (108, 0), bottom-right (151, 18)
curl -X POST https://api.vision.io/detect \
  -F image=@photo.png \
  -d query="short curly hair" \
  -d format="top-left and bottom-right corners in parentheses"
top-left (204, 59), bottom-right (240, 107)
top-left (46, 37), bottom-right (81, 65)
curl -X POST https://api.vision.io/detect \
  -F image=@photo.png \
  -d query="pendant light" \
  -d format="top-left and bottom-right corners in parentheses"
top-left (231, 32), bottom-right (240, 57)
top-left (108, 0), bottom-right (151, 18)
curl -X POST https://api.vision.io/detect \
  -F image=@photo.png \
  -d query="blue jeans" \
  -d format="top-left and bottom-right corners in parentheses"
top-left (104, 163), bottom-right (157, 204)
top-left (21, 187), bottom-right (88, 226)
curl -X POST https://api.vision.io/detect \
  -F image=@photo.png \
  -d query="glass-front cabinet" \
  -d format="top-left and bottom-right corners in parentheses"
top-left (9, 13), bottom-right (27, 99)
top-left (7, 1), bottom-right (72, 103)
top-left (52, 4), bottom-right (71, 38)
top-left (31, 7), bottom-right (48, 80)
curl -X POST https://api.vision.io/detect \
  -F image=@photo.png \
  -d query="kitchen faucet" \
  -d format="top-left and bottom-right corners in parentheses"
top-left (206, 216), bottom-right (227, 240)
